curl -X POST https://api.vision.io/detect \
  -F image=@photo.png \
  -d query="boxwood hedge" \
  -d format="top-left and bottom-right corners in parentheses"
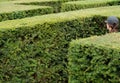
top-left (68, 33), bottom-right (120, 83)
top-left (0, 0), bottom-right (81, 22)
top-left (0, 6), bottom-right (53, 22)
top-left (16, 0), bottom-right (79, 13)
top-left (61, 0), bottom-right (120, 12)
top-left (0, 5), bottom-right (120, 83)
top-left (0, 15), bottom-right (107, 83)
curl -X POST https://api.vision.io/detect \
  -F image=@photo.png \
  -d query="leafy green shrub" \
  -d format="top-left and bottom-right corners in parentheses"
top-left (0, 15), bottom-right (107, 83)
top-left (0, 7), bottom-right (53, 22)
top-left (19, 1), bottom-right (62, 13)
top-left (61, 0), bottom-right (120, 12)
top-left (17, 0), bottom-right (79, 13)
top-left (68, 33), bottom-right (120, 83)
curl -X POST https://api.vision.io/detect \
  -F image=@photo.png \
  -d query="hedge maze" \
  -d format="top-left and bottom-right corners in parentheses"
top-left (0, 0), bottom-right (120, 83)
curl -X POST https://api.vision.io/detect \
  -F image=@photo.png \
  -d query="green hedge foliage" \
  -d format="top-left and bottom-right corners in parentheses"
top-left (17, 0), bottom-right (79, 13)
top-left (0, 0), bottom-right (14, 2)
top-left (19, 1), bottom-right (62, 13)
top-left (1, 5), bottom-right (120, 82)
top-left (0, 15), bottom-right (107, 83)
top-left (0, 7), bottom-right (53, 22)
top-left (61, 0), bottom-right (120, 12)
top-left (68, 33), bottom-right (120, 83)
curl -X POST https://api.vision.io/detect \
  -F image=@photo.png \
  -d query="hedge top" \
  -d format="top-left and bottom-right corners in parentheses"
top-left (64, 0), bottom-right (119, 5)
top-left (71, 33), bottom-right (120, 50)
top-left (0, 2), bottom-right (52, 13)
top-left (11, 0), bottom-right (59, 4)
top-left (0, 5), bottom-right (120, 30)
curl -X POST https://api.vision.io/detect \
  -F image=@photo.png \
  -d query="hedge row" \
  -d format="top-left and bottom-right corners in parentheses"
top-left (0, 0), bottom-right (14, 2)
top-left (15, 0), bottom-right (80, 13)
top-left (18, 0), bottom-right (63, 13)
top-left (0, 16), bottom-right (107, 82)
top-left (0, 17), bottom-right (108, 83)
top-left (68, 33), bottom-right (120, 83)
top-left (61, 0), bottom-right (120, 12)
top-left (0, 6), bottom-right (120, 82)
top-left (0, 0), bottom-right (81, 22)
top-left (0, 5), bottom-right (120, 29)
top-left (0, 5), bottom-right (53, 22)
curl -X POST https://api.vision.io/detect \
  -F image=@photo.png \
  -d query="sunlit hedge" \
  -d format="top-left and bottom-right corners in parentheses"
top-left (0, 15), bottom-right (107, 83)
top-left (68, 33), bottom-right (120, 83)
top-left (61, 0), bottom-right (120, 12)
top-left (0, 7), bottom-right (53, 22)
top-left (0, 5), bottom-right (120, 83)
top-left (17, 0), bottom-right (79, 13)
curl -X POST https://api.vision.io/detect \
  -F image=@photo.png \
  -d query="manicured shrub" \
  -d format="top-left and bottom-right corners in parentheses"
top-left (61, 0), bottom-right (120, 12)
top-left (19, 0), bottom-right (62, 13)
top-left (0, 5), bottom-right (120, 83)
top-left (0, 7), bottom-right (53, 22)
top-left (18, 0), bottom-right (79, 13)
top-left (68, 33), bottom-right (120, 83)
top-left (0, 15), bottom-right (107, 83)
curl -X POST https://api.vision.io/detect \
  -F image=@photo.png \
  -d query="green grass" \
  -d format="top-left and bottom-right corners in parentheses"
top-left (0, 5), bottom-right (120, 30)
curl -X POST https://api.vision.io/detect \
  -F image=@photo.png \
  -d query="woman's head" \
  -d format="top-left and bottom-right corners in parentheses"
top-left (105, 16), bottom-right (119, 33)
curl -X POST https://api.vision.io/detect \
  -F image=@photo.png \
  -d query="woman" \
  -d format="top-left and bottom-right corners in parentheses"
top-left (105, 16), bottom-right (119, 33)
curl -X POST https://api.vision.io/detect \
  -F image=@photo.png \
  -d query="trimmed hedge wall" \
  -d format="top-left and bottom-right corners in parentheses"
top-left (17, 0), bottom-right (79, 13)
top-left (0, 5), bottom-right (120, 82)
top-left (61, 0), bottom-right (120, 12)
top-left (18, 0), bottom-right (62, 13)
top-left (1, 5), bottom-right (120, 30)
top-left (68, 33), bottom-right (120, 83)
top-left (0, 15), bottom-right (107, 83)
top-left (0, 6), bottom-right (53, 22)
